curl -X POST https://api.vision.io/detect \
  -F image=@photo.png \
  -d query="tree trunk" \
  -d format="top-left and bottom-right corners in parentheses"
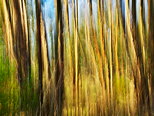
top-left (36, 0), bottom-right (43, 113)
top-left (55, 0), bottom-right (64, 115)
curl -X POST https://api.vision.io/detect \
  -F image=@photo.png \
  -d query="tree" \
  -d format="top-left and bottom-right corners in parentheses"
top-left (35, 0), bottom-right (43, 113)
top-left (55, 0), bottom-right (64, 115)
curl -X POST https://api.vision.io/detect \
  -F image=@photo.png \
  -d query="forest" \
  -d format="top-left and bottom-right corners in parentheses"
top-left (0, 0), bottom-right (154, 116)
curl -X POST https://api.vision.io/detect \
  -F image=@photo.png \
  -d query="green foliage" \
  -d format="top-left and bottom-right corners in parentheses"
top-left (0, 37), bottom-right (38, 115)
top-left (0, 45), bottom-right (20, 115)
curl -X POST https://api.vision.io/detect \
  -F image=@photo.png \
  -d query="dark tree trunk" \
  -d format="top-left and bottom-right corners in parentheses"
top-left (149, 0), bottom-right (154, 114)
top-left (89, 0), bottom-right (93, 18)
top-left (120, 0), bottom-right (125, 30)
top-left (13, 0), bottom-right (28, 87)
top-left (55, 0), bottom-right (64, 115)
top-left (25, 0), bottom-right (32, 83)
top-left (11, 0), bottom-right (29, 111)
top-left (36, 0), bottom-right (43, 113)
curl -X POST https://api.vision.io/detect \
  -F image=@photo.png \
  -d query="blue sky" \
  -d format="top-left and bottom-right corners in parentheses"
top-left (41, 0), bottom-right (149, 25)
top-left (41, 0), bottom-right (98, 34)
top-left (41, 0), bottom-right (55, 59)
top-left (40, 0), bottom-right (149, 28)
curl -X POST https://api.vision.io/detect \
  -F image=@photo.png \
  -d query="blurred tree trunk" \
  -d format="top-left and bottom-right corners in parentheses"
top-left (89, 0), bottom-right (92, 16)
top-left (131, 0), bottom-right (142, 114)
top-left (72, 0), bottom-right (79, 114)
top-left (131, 0), bottom-right (138, 97)
top-left (132, 0), bottom-right (136, 26)
top-left (35, 0), bottom-right (43, 113)
top-left (12, 0), bottom-right (29, 87)
top-left (120, 0), bottom-right (125, 30)
top-left (25, 0), bottom-right (32, 84)
top-left (149, 0), bottom-right (154, 113)
top-left (55, 0), bottom-right (64, 115)
top-left (134, 0), bottom-right (151, 114)
top-left (42, 17), bottom-right (51, 80)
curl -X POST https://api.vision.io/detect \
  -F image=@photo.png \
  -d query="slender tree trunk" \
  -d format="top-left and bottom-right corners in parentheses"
top-left (55, 0), bottom-right (64, 115)
top-left (36, 0), bottom-right (43, 113)
top-left (149, 0), bottom-right (154, 114)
